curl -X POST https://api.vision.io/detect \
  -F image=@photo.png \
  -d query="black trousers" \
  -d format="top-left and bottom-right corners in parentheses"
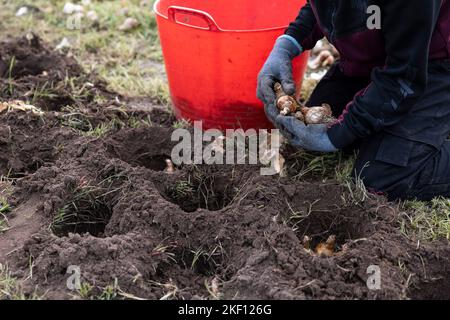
top-left (306, 62), bottom-right (450, 201)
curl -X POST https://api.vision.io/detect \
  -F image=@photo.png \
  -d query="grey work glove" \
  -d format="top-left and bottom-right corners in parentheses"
top-left (257, 35), bottom-right (302, 117)
top-left (275, 113), bottom-right (338, 153)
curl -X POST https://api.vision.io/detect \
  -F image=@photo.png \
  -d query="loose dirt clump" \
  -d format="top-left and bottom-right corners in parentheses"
top-left (0, 35), bottom-right (169, 129)
top-left (1, 35), bottom-right (450, 300)
top-left (0, 112), bottom-right (75, 177)
top-left (0, 34), bottom-right (109, 111)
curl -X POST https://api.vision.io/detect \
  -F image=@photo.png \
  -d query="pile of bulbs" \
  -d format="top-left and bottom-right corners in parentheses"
top-left (274, 83), bottom-right (335, 125)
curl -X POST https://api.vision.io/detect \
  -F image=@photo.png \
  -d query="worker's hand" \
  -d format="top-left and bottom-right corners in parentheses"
top-left (257, 35), bottom-right (302, 106)
top-left (275, 116), bottom-right (338, 153)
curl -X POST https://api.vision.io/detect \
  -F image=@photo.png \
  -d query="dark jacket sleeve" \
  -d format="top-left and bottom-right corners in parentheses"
top-left (328, 0), bottom-right (442, 148)
top-left (285, 0), bottom-right (324, 50)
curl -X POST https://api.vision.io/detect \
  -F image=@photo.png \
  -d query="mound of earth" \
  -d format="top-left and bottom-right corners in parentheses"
top-left (0, 34), bottom-right (174, 125)
top-left (1, 36), bottom-right (450, 300)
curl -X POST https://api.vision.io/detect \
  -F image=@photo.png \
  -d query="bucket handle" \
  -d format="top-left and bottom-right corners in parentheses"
top-left (167, 6), bottom-right (220, 32)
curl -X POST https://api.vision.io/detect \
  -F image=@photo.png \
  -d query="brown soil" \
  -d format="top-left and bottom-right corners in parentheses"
top-left (1, 35), bottom-right (450, 300)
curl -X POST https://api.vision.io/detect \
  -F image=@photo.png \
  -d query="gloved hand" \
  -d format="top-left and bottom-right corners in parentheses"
top-left (257, 35), bottom-right (302, 110)
top-left (275, 115), bottom-right (338, 153)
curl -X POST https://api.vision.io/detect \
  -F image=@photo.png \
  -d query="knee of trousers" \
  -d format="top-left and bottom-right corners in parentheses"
top-left (352, 160), bottom-right (416, 200)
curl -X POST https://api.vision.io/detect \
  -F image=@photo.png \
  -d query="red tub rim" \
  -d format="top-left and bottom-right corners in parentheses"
top-left (153, 0), bottom-right (293, 33)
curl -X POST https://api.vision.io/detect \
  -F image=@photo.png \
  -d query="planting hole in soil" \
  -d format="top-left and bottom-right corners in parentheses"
top-left (133, 153), bottom-right (169, 171)
top-left (51, 186), bottom-right (114, 237)
top-left (106, 127), bottom-right (175, 172)
top-left (289, 207), bottom-right (372, 255)
top-left (160, 168), bottom-right (237, 212)
top-left (171, 246), bottom-right (224, 276)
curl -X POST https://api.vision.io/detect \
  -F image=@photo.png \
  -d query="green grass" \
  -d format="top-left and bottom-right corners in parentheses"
top-left (172, 118), bottom-right (192, 130)
top-left (73, 278), bottom-right (146, 300)
top-left (168, 180), bottom-right (195, 200)
top-left (0, 199), bottom-right (11, 233)
top-left (51, 183), bottom-right (113, 236)
top-left (400, 197), bottom-right (450, 241)
top-left (0, 177), bottom-right (13, 234)
top-left (286, 149), bottom-right (356, 183)
top-left (0, 264), bottom-right (41, 300)
top-left (97, 279), bottom-right (119, 300)
top-left (81, 121), bottom-right (113, 138)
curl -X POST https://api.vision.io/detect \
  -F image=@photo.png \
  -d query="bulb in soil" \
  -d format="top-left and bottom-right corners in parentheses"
top-left (302, 235), bottom-right (312, 254)
top-left (274, 83), bottom-right (299, 116)
top-left (315, 235), bottom-right (336, 257)
top-left (165, 159), bottom-right (175, 174)
top-left (302, 235), bottom-right (311, 249)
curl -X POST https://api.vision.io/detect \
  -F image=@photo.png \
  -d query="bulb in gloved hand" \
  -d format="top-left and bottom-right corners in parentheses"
top-left (274, 83), bottom-right (300, 116)
top-left (301, 104), bottom-right (334, 125)
top-left (294, 111), bottom-right (305, 122)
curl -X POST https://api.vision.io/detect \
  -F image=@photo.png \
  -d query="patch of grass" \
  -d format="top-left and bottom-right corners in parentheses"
top-left (286, 149), bottom-right (355, 182)
top-left (168, 180), bottom-right (195, 200)
top-left (74, 279), bottom-right (144, 300)
top-left (51, 182), bottom-right (117, 237)
top-left (105, 69), bottom-right (169, 103)
top-left (127, 115), bottom-right (152, 128)
top-left (97, 279), bottom-right (119, 300)
top-left (172, 118), bottom-right (192, 130)
top-left (187, 245), bottom-right (223, 276)
top-left (60, 109), bottom-right (125, 137)
top-left (0, 177), bottom-right (14, 234)
top-left (400, 197), bottom-right (450, 241)
top-left (77, 282), bottom-right (94, 299)
top-left (341, 173), bottom-right (370, 206)
top-left (0, 264), bottom-right (41, 300)
top-left (81, 122), bottom-right (112, 138)
top-left (0, 199), bottom-right (11, 233)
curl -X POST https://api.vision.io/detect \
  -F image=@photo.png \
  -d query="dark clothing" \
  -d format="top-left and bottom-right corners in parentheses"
top-left (285, 0), bottom-right (450, 149)
top-left (307, 61), bottom-right (450, 201)
top-left (305, 63), bottom-right (371, 115)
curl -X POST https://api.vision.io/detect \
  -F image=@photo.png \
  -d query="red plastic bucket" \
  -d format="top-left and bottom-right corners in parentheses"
top-left (154, 0), bottom-right (309, 130)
